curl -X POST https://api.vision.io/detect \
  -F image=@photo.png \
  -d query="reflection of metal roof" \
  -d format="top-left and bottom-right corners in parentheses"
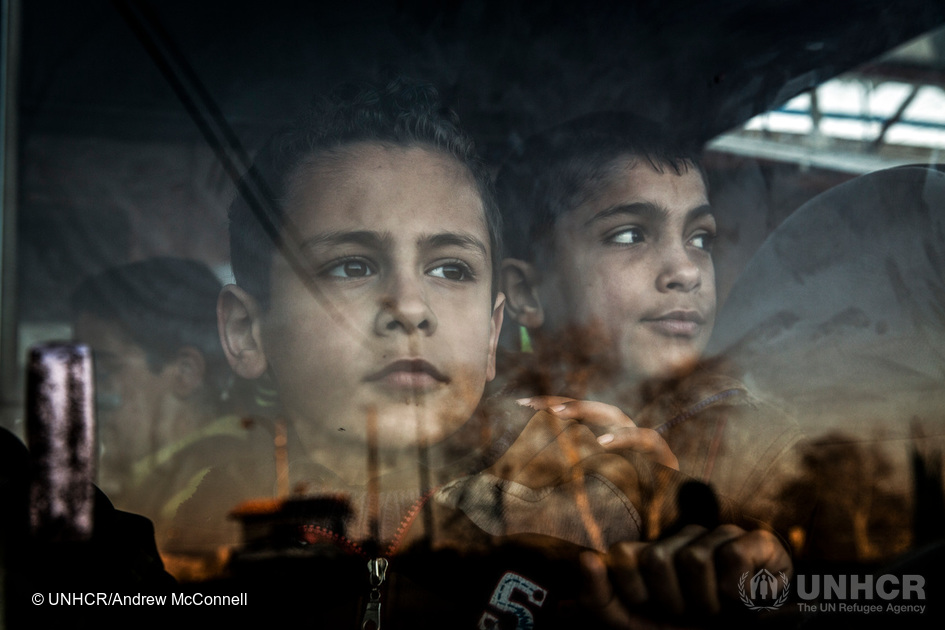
top-left (710, 27), bottom-right (945, 173)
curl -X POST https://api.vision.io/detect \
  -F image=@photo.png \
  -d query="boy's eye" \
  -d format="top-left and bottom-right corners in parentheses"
top-left (690, 232), bottom-right (715, 252)
top-left (325, 258), bottom-right (376, 278)
top-left (608, 227), bottom-right (644, 245)
top-left (428, 262), bottom-right (473, 281)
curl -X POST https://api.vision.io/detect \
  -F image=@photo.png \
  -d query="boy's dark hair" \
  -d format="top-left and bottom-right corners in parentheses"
top-left (70, 257), bottom-right (228, 396)
top-left (495, 112), bottom-right (704, 261)
top-left (229, 77), bottom-right (502, 307)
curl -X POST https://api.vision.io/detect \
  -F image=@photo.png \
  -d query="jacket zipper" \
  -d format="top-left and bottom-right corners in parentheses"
top-left (297, 484), bottom-right (443, 629)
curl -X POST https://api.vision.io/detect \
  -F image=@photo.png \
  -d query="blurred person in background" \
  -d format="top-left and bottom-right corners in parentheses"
top-left (71, 257), bottom-right (270, 578)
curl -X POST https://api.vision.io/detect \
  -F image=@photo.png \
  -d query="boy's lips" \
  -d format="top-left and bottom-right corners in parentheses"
top-left (642, 310), bottom-right (706, 337)
top-left (365, 359), bottom-right (449, 390)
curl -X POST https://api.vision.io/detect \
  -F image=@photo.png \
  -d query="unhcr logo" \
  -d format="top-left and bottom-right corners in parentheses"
top-left (738, 572), bottom-right (928, 615)
top-left (738, 569), bottom-right (791, 610)
top-left (795, 574), bottom-right (925, 601)
top-left (794, 574), bottom-right (926, 615)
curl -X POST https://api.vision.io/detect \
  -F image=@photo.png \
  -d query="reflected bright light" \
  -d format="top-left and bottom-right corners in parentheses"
top-left (906, 87), bottom-right (945, 124)
top-left (886, 124), bottom-right (945, 147)
top-left (819, 118), bottom-right (882, 141)
top-left (816, 80), bottom-right (869, 115)
top-left (734, 78), bottom-right (945, 152)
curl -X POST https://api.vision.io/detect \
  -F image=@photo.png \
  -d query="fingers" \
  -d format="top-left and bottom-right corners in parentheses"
top-left (583, 525), bottom-right (793, 623)
top-left (599, 428), bottom-right (679, 470)
top-left (715, 528), bottom-right (793, 602)
top-left (605, 541), bottom-right (650, 608)
top-left (516, 395), bottom-right (577, 411)
top-left (610, 525), bottom-right (708, 617)
top-left (535, 399), bottom-right (637, 429)
top-left (608, 524), bottom-right (784, 618)
top-left (639, 525), bottom-right (713, 616)
top-left (673, 524), bottom-right (744, 614)
top-left (576, 551), bottom-right (671, 630)
top-left (577, 550), bottom-right (635, 629)
top-left (517, 397), bottom-right (679, 470)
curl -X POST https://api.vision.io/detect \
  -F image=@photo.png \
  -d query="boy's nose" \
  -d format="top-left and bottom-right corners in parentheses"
top-left (656, 245), bottom-right (701, 292)
top-left (374, 273), bottom-right (437, 335)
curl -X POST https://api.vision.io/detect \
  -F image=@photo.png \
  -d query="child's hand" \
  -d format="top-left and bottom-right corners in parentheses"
top-left (517, 396), bottom-right (679, 470)
top-left (575, 524), bottom-right (792, 625)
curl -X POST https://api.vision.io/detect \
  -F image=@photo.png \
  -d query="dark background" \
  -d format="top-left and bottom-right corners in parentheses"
top-left (19, 0), bottom-right (945, 152)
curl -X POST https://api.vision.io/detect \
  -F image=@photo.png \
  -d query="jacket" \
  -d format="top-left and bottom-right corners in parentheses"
top-left (191, 398), bottom-right (690, 629)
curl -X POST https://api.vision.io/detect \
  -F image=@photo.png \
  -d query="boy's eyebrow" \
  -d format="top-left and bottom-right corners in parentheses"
top-left (300, 230), bottom-right (393, 251)
top-left (420, 232), bottom-right (489, 258)
top-left (298, 230), bottom-right (488, 258)
top-left (686, 205), bottom-right (715, 223)
top-left (584, 202), bottom-right (714, 227)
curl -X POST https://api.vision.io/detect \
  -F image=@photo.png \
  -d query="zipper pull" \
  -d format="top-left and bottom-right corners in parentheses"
top-left (362, 557), bottom-right (388, 630)
top-left (362, 600), bottom-right (381, 630)
top-left (368, 557), bottom-right (388, 587)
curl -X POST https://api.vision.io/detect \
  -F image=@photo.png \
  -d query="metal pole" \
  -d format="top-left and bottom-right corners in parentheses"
top-left (0, 0), bottom-right (20, 434)
top-left (0, 3), bottom-right (21, 629)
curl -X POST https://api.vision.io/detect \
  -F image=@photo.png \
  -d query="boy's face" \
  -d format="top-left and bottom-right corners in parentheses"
top-left (73, 313), bottom-right (177, 486)
top-left (242, 143), bottom-right (503, 454)
top-left (538, 157), bottom-right (716, 383)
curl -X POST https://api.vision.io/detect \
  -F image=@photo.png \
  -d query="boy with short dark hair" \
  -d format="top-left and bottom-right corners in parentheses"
top-left (219, 79), bottom-right (509, 496)
top-left (495, 110), bottom-right (800, 490)
top-left (494, 112), bottom-right (798, 620)
top-left (496, 112), bottom-right (713, 394)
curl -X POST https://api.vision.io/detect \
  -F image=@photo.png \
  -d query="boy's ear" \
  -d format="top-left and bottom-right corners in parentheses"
top-left (501, 259), bottom-right (544, 329)
top-left (218, 284), bottom-right (268, 380)
top-left (169, 346), bottom-right (206, 399)
top-left (486, 292), bottom-right (505, 382)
